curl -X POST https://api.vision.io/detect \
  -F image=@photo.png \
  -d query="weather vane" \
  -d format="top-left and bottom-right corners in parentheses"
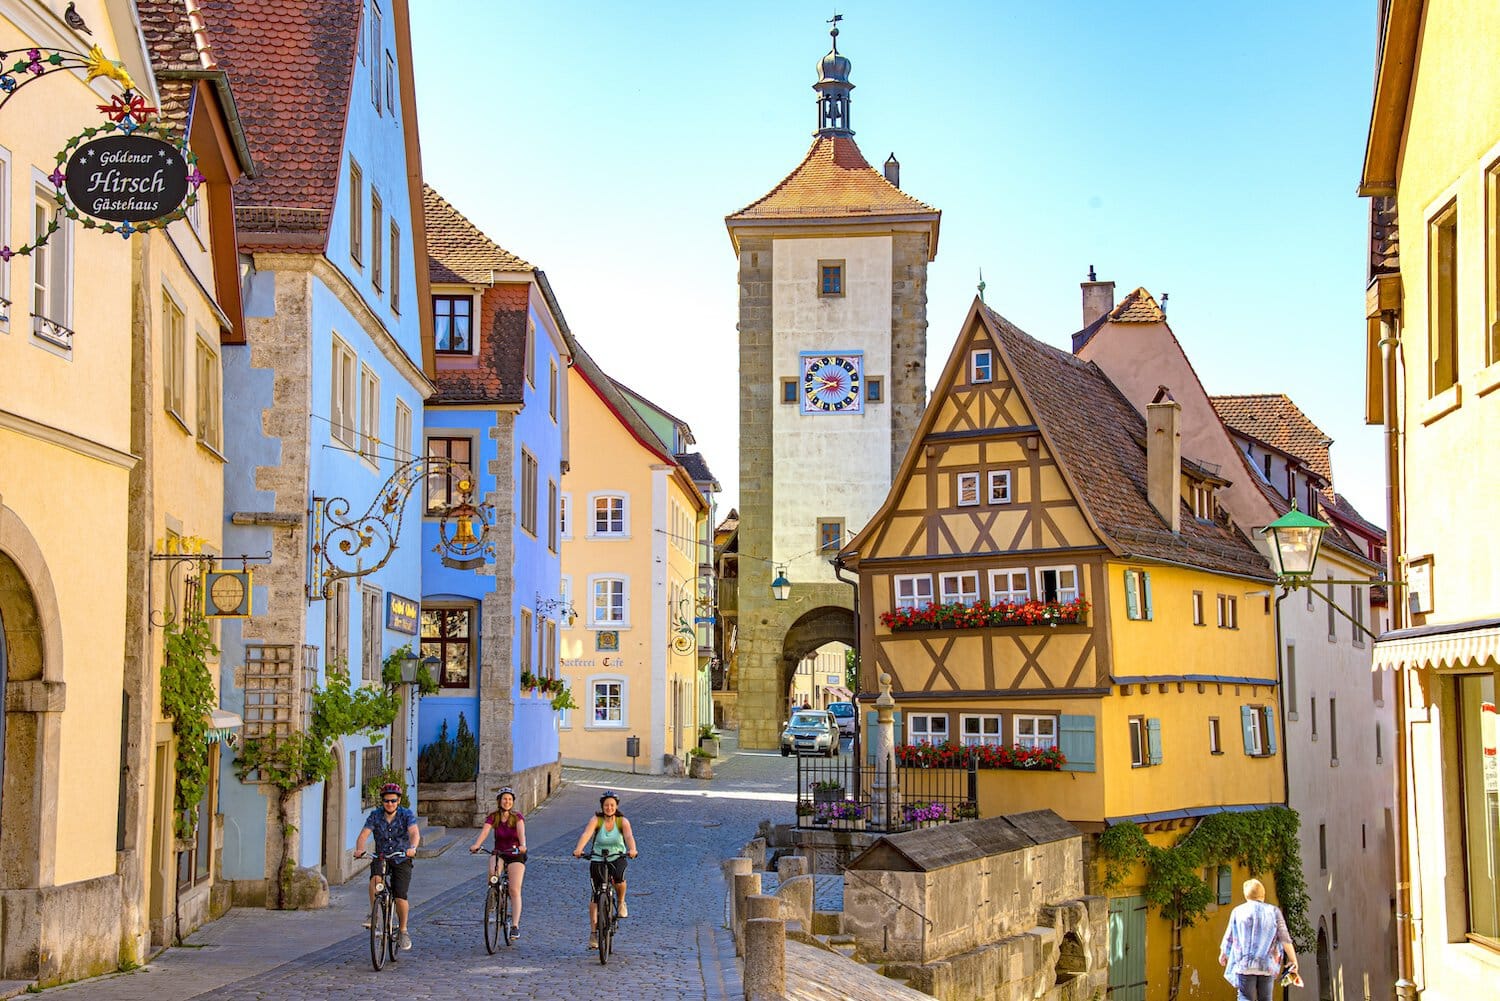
top-left (977, 268), bottom-right (987, 303)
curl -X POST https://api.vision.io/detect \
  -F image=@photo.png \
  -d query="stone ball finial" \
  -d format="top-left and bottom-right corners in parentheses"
top-left (879, 672), bottom-right (891, 693)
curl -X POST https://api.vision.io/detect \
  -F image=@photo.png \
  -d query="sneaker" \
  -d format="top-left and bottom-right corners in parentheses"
top-left (510, 924), bottom-right (520, 940)
top-left (588, 935), bottom-right (598, 950)
top-left (618, 900), bottom-right (628, 919)
top-left (400, 932), bottom-right (412, 951)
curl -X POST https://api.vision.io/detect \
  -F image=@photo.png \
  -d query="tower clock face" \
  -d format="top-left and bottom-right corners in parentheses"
top-left (800, 352), bottom-right (864, 414)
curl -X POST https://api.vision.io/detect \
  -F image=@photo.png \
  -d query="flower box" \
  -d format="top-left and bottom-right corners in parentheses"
top-left (880, 598), bottom-right (1091, 633)
top-left (894, 741), bottom-right (1067, 771)
top-left (832, 818), bottom-right (867, 832)
top-left (812, 785), bottom-right (845, 806)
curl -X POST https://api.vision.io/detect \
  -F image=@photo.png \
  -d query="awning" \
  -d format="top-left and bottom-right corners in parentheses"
top-left (205, 708), bottom-right (243, 743)
top-left (1371, 619), bottom-right (1500, 671)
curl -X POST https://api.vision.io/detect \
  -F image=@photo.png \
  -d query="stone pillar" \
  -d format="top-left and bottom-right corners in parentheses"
top-left (474, 409), bottom-right (517, 822)
top-left (743, 917), bottom-right (787, 1001)
top-left (722, 856), bottom-right (752, 932)
top-left (871, 671), bottom-right (900, 829)
top-left (733, 871), bottom-right (762, 954)
top-left (777, 854), bottom-right (809, 882)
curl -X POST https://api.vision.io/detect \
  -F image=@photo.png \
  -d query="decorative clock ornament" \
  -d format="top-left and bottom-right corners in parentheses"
top-left (800, 352), bottom-right (864, 414)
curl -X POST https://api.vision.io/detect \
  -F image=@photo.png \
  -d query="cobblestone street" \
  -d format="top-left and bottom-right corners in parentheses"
top-left (41, 745), bottom-right (800, 1000)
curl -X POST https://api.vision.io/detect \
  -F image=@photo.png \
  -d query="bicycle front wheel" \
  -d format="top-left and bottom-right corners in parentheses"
top-left (484, 883), bottom-right (502, 954)
top-left (500, 884), bottom-right (513, 946)
top-left (387, 897), bottom-right (400, 963)
top-left (369, 896), bottom-right (388, 971)
top-left (595, 886), bottom-right (613, 965)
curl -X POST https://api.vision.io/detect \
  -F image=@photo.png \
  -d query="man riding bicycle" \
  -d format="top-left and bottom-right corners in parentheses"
top-left (355, 781), bottom-right (420, 951)
top-left (571, 790), bottom-right (638, 950)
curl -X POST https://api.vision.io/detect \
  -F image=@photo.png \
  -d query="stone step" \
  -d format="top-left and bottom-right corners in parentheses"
top-left (413, 832), bottom-right (457, 859)
top-left (417, 820), bottom-right (447, 841)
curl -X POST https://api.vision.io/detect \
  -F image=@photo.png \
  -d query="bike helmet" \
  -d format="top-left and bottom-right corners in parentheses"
top-left (380, 782), bottom-right (403, 798)
top-left (496, 786), bottom-right (515, 802)
top-left (599, 790), bottom-right (620, 807)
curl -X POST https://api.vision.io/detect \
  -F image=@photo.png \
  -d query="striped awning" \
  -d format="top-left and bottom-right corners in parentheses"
top-left (1371, 620), bottom-right (1500, 671)
top-left (205, 708), bottom-right (243, 743)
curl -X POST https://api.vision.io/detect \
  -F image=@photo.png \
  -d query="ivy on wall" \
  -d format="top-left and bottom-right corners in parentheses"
top-left (1096, 806), bottom-right (1313, 950)
top-left (161, 617), bottom-right (218, 843)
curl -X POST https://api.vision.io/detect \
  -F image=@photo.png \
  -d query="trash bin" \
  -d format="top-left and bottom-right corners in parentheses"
top-left (626, 735), bottom-right (640, 773)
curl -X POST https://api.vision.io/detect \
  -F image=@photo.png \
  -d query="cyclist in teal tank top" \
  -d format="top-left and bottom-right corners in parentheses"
top-left (571, 790), bottom-right (638, 949)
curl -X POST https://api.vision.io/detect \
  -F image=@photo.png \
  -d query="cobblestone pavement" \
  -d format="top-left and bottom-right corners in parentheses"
top-left (44, 740), bottom-right (795, 1000)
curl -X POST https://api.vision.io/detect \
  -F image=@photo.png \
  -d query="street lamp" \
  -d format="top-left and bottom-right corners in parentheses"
top-left (398, 650), bottom-right (440, 685)
top-left (1261, 502), bottom-right (1327, 584)
top-left (771, 565), bottom-right (792, 601)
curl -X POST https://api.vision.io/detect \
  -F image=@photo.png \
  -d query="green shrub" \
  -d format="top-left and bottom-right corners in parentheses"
top-left (418, 712), bottom-right (479, 783)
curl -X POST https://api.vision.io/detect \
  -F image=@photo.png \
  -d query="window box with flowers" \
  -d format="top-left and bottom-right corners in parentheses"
top-left (904, 801), bottom-right (949, 828)
top-left (894, 741), bottom-right (1067, 771)
top-left (818, 801), bottom-right (867, 831)
top-left (879, 599), bottom-right (1089, 632)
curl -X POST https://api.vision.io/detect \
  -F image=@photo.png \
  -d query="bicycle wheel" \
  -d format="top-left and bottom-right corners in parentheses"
top-left (595, 886), bottom-right (613, 965)
top-left (387, 897), bottom-right (401, 963)
top-left (369, 896), bottom-right (388, 971)
top-left (483, 882), bottom-right (501, 954)
top-left (500, 882), bottom-right (513, 946)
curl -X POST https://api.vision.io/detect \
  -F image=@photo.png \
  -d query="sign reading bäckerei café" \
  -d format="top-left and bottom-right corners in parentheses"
top-left (386, 593), bottom-right (419, 635)
top-left (64, 135), bottom-right (189, 223)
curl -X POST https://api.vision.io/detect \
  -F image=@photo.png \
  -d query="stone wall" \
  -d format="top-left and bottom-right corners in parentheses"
top-left (888, 230), bottom-right (930, 478)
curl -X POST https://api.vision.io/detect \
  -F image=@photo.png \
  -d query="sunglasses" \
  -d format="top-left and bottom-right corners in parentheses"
top-left (382, 798), bottom-right (400, 804)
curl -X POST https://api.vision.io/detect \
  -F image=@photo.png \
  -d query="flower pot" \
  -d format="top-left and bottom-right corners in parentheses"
top-left (688, 755), bottom-right (714, 780)
top-left (698, 737), bottom-right (721, 758)
top-left (920, 819), bottom-right (944, 830)
top-left (813, 787), bottom-right (845, 806)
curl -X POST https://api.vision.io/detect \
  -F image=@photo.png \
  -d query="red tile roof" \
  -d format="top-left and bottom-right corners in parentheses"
top-left (727, 136), bottom-right (939, 224)
top-left (199, 0), bottom-right (361, 252)
top-left (1108, 287), bottom-right (1166, 323)
top-left (1210, 394), bottom-right (1333, 485)
top-left (423, 184), bottom-right (533, 284)
top-left (429, 282), bottom-right (529, 406)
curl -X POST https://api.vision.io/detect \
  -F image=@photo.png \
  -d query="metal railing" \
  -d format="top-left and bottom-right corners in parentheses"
top-left (32, 312), bottom-right (74, 350)
top-left (794, 749), bottom-right (979, 833)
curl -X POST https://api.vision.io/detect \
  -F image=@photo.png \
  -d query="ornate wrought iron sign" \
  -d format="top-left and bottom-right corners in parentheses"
top-left (65, 133), bottom-right (190, 223)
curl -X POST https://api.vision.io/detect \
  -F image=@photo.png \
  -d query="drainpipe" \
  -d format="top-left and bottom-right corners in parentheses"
top-left (833, 554), bottom-right (860, 801)
top-left (1380, 313), bottom-right (1418, 1001)
top-left (1272, 587), bottom-right (1291, 811)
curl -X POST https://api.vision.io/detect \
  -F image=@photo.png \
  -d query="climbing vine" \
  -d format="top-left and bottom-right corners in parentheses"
top-left (1096, 806), bottom-right (1312, 950)
top-left (161, 616), bottom-right (218, 843)
top-left (233, 662), bottom-right (398, 908)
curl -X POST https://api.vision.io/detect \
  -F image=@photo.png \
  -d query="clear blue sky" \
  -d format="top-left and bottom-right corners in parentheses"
top-left (412, 1), bottom-right (1385, 525)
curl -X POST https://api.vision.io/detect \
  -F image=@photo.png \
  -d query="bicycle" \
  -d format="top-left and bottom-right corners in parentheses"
top-left (476, 848), bottom-right (516, 953)
top-left (584, 850), bottom-right (631, 965)
top-left (355, 850), bottom-right (406, 970)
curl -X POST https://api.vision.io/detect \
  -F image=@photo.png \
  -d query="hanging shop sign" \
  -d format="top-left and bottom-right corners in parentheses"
top-left (203, 570), bottom-right (254, 619)
top-left (64, 133), bottom-right (190, 224)
top-left (386, 593), bottom-right (419, 635)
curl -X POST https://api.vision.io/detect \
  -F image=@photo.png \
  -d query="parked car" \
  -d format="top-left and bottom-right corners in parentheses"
top-left (780, 710), bottom-right (838, 757)
top-left (826, 700), bottom-right (857, 737)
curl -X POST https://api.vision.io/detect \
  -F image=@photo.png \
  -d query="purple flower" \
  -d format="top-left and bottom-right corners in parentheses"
top-left (186, 166), bottom-right (205, 188)
top-left (47, 167), bottom-right (64, 188)
top-left (0, 246), bottom-right (11, 262)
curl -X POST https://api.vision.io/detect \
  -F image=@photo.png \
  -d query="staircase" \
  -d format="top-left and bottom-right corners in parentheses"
top-left (413, 818), bottom-right (457, 858)
top-left (810, 915), bottom-right (915, 991)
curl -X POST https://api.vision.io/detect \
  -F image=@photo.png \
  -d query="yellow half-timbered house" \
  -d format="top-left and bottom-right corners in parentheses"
top-left (841, 299), bottom-right (1286, 999)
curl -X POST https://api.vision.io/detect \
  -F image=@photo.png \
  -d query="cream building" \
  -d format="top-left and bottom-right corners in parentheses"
top-left (1358, 2), bottom-right (1500, 999)
top-left (557, 342), bottom-right (710, 772)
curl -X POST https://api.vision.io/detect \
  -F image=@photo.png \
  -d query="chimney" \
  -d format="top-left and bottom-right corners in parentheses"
top-left (884, 153), bottom-right (900, 188)
top-left (1081, 266), bottom-right (1115, 327)
top-left (1146, 386), bottom-right (1182, 533)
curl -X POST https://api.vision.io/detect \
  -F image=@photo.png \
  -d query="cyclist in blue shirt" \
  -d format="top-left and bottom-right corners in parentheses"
top-left (354, 782), bottom-right (420, 950)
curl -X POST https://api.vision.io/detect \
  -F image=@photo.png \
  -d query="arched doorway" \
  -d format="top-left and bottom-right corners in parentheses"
top-left (1315, 923), bottom-right (1334, 1001)
top-left (322, 741), bottom-right (347, 884)
top-left (778, 605), bottom-right (856, 703)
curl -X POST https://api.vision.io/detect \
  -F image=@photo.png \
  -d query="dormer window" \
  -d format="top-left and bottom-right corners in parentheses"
top-left (971, 349), bottom-right (993, 383)
top-left (1192, 482), bottom-right (1216, 521)
top-left (433, 295), bottom-right (472, 353)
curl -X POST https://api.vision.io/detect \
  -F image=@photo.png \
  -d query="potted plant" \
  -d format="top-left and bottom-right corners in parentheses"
top-left (688, 746), bottom-right (714, 779)
top-left (903, 801), bottom-right (949, 829)
top-left (697, 723), bottom-right (721, 758)
top-left (812, 778), bottom-right (845, 806)
top-left (796, 801), bottom-right (815, 826)
top-left (827, 801), bottom-right (867, 831)
top-left (519, 670), bottom-right (538, 697)
top-left (954, 800), bottom-right (980, 821)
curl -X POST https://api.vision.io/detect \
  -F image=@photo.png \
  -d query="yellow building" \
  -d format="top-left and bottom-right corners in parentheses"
top-left (1359, 2), bottom-right (1500, 998)
top-left (842, 300), bottom-right (1287, 1000)
top-left (558, 342), bottom-right (710, 772)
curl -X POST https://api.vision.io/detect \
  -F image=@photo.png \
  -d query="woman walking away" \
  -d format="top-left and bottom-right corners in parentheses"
top-left (1219, 878), bottom-right (1298, 1001)
top-left (469, 787), bottom-right (527, 938)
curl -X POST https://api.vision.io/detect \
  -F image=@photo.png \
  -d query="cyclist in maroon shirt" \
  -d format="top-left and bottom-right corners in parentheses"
top-left (470, 787), bottom-right (527, 938)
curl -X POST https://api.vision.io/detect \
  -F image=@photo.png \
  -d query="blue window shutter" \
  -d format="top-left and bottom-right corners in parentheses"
top-left (1264, 706), bottom-right (1278, 755)
top-left (1059, 714), bottom-right (1096, 772)
top-left (1241, 706), bottom-right (1256, 754)
top-left (1124, 570), bottom-right (1140, 620)
top-left (1146, 718), bottom-right (1163, 765)
top-left (1143, 572), bottom-right (1153, 620)
top-left (894, 710), bottom-right (903, 748)
top-left (1217, 865), bottom-right (1232, 905)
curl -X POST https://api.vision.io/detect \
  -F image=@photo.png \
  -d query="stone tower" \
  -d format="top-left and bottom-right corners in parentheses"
top-left (724, 22), bottom-right (940, 748)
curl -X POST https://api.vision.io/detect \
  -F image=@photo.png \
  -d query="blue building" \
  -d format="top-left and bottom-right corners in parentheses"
top-left (418, 186), bottom-right (572, 823)
top-left (208, 0), bottom-right (434, 895)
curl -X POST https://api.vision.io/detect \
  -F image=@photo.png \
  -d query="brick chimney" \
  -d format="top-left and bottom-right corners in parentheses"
top-left (1146, 387), bottom-right (1181, 533)
top-left (1081, 266), bottom-right (1115, 327)
top-left (884, 153), bottom-right (900, 188)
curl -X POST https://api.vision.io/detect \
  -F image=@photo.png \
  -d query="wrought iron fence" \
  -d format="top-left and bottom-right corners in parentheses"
top-left (793, 748), bottom-right (979, 834)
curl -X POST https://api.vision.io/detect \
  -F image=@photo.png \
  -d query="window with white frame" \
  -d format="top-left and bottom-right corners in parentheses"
top-left (0, 145), bottom-right (10, 328)
top-left (955, 472), bottom-right (980, 506)
top-left (524, 318), bottom-right (536, 386)
top-left (559, 492), bottom-right (572, 540)
top-left (939, 571), bottom-right (980, 606)
top-left (1014, 714), bottom-right (1058, 751)
top-left (1123, 568), bottom-right (1152, 621)
top-left (988, 469), bottom-right (1012, 505)
top-left (163, 290), bottom-right (187, 419)
top-left (591, 494), bottom-right (627, 536)
top-left (591, 678), bottom-right (625, 726)
top-left (1037, 566), bottom-right (1079, 603)
top-left (1218, 594), bottom-right (1239, 629)
top-left (589, 575), bottom-right (628, 627)
top-left (960, 714), bottom-right (1002, 746)
top-left (393, 400), bottom-right (412, 459)
top-left (359, 363), bottom-right (380, 460)
top-left (195, 336), bottom-right (221, 450)
top-left (330, 336), bottom-right (357, 446)
top-left (989, 568), bottom-right (1030, 604)
top-left (907, 714), bottom-right (949, 745)
top-left (560, 575), bottom-right (572, 628)
top-left (970, 348), bottom-right (993, 383)
top-left (893, 574), bottom-right (934, 610)
top-left (1129, 716), bottom-right (1147, 766)
top-left (348, 159), bottom-right (363, 265)
top-left (32, 184), bottom-right (72, 338)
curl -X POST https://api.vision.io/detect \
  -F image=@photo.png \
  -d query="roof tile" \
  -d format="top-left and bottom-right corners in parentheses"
top-left (1210, 394), bottom-right (1333, 485)
top-left (727, 136), bottom-right (938, 221)
top-left (424, 184), bottom-right (534, 284)
top-left (1108, 287), bottom-right (1165, 323)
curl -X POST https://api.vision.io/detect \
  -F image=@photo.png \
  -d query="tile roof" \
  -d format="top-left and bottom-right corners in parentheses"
top-left (1210, 394), bottom-right (1333, 485)
top-left (429, 282), bottom-right (528, 405)
top-left (424, 184), bottom-right (534, 285)
top-left (1108, 287), bottom-right (1166, 323)
top-left (677, 452), bottom-right (721, 491)
top-left (982, 305), bottom-right (1272, 580)
top-left (727, 136), bottom-right (939, 223)
top-left (199, 0), bottom-right (361, 251)
top-left (1324, 492), bottom-right (1385, 540)
top-left (137, 0), bottom-right (211, 73)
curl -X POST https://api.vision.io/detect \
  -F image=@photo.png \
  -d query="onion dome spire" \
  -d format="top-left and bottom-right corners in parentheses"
top-left (814, 14), bottom-right (854, 137)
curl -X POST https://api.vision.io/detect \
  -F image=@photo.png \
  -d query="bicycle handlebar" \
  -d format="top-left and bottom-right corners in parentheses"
top-left (354, 850), bottom-right (408, 860)
top-left (576, 850), bottom-right (637, 860)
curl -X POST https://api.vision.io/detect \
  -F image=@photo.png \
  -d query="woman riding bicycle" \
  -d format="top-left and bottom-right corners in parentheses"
top-left (571, 790), bottom-right (637, 949)
top-left (469, 786), bottom-right (528, 938)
